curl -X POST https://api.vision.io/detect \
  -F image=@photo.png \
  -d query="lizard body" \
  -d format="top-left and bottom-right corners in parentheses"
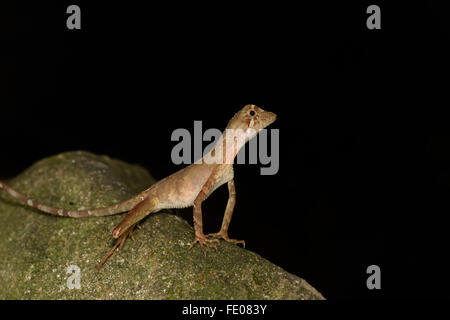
top-left (0, 104), bottom-right (277, 270)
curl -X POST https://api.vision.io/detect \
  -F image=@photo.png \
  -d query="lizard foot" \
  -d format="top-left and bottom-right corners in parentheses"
top-left (207, 231), bottom-right (245, 248)
top-left (96, 224), bottom-right (135, 272)
top-left (189, 234), bottom-right (219, 256)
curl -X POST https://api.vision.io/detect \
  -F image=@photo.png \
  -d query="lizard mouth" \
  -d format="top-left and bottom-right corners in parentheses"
top-left (265, 112), bottom-right (277, 127)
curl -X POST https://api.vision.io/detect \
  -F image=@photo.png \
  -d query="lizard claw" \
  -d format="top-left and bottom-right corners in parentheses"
top-left (207, 231), bottom-right (245, 248)
top-left (189, 234), bottom-right (219, 256)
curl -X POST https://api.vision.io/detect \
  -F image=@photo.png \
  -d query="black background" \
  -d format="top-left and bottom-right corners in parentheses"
top-left (2, 1), bottom-right (450, 299)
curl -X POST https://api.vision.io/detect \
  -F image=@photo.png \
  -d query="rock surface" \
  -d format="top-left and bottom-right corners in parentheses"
top-left (0, 151), bottom-right (324, 299)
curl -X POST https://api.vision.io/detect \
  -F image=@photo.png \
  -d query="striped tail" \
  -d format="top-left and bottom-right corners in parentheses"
top-left (0, 181), bottom-right (148, 218)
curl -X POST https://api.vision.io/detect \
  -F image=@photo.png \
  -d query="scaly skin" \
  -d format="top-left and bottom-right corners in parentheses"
top-left (0, 104), bottom-right (277, 270)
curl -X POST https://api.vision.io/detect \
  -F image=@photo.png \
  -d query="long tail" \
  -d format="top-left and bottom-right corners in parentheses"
top-left (0, 181), bottom-right (151, 218)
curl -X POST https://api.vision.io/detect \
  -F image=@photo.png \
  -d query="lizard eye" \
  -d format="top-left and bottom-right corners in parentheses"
top-left (249, 110), bottom-right (256, 116)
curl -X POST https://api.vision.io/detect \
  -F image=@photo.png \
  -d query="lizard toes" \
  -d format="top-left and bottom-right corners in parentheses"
top-left (206, 232), bottom-right (222, 239)
top-left (189, 235), bottom-right (219, 254)
top-left (206, 232), bottom-right (245, 248)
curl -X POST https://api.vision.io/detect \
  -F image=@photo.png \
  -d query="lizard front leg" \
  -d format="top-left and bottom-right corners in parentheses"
top-left (188, 196), bottom-right (219, 255)
top-left (188, 167), bottom-right (222, 255)
top-left (206, 179), bottom-right (245, 247)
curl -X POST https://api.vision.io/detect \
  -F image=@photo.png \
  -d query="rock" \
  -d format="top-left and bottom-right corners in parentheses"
top-left (0, 151), bottom-right (324, 299)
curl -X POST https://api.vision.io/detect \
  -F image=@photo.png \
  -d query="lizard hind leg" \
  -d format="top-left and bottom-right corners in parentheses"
top-left (112, 197), bottom-right (159, 239)
top-left (96, 223), bottom-right (136, 272)
top-left (96, 197), bottom-right (158, 271)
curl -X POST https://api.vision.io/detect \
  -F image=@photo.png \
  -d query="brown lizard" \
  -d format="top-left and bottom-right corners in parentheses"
top-left (0, 104), bottom-right (277, 270)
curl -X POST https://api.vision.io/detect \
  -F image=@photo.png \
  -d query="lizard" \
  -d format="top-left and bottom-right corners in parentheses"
top-left (0, 104), bottom-right (277, 271)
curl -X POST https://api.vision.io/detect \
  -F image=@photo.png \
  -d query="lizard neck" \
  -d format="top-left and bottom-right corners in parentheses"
top-left (202, 127), bottom-right (250, 165)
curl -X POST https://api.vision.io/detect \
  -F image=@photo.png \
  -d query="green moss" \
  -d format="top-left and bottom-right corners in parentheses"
top-left (0, 151), bottom-right (324, 299)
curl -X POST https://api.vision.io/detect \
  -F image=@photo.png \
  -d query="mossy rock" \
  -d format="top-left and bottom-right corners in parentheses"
top-left (0, 151), bottom-right (324, 299)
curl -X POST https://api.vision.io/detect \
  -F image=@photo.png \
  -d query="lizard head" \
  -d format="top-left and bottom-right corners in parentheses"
top-left (210, 104), bottom-right (277, 162)
top-left (227, 104), bottom-right (277, 138)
